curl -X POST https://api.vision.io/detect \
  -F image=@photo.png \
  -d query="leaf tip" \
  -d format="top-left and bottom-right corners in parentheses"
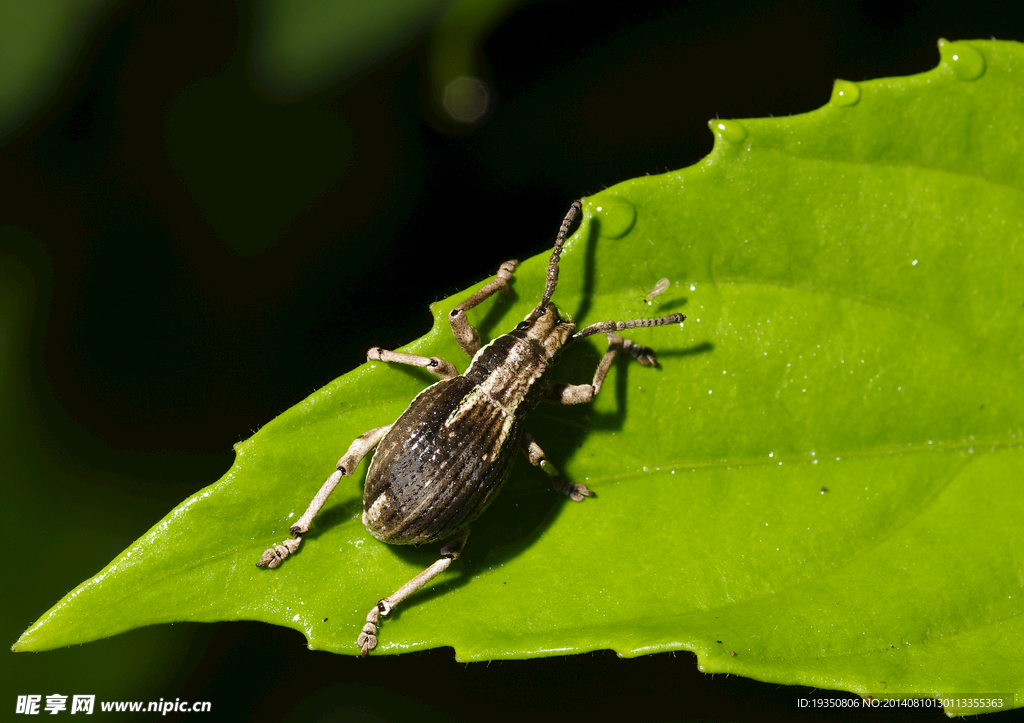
top-left (11, 629), bottom-right (37, 653)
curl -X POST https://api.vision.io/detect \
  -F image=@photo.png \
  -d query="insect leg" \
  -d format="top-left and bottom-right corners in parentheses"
top-left (543, 331), bottom-right (626, 405)
top-left (521, 431), bottom-right (594, 501)
top-left (367, 348), bottom-right (457, 379)
top-left (357, 529), bottom-right (470, 656)
top-left (448, 259), bottom-right (519, 357)
top-left (256, 425), bottom-right (392, 569)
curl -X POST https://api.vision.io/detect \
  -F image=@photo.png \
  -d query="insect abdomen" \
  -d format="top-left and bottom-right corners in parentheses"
top-left (363, 376), bottom-right (521, 545)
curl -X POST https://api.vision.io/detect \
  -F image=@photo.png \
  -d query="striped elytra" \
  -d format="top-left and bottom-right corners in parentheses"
top-left (362, 326), bottom-right (561, 545)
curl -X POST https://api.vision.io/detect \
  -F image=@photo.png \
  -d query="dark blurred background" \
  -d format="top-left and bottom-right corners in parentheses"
top-left (3, 1), bottom-right (1022, 720)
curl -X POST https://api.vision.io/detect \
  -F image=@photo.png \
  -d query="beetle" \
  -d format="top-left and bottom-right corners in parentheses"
top-left (257, 200), bottom-right (685, 655)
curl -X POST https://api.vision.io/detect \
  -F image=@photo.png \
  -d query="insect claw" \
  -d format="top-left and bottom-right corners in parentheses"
top-left (357, 627), bottom-right (378, 657)
top-left (566, 483), bottom-right (595, 501)
top-left (357, 605), bottom-right (381, 656)
top-left (255, 549), bottom-right (278, 569)
top-left (255, 537), bottom-right (301, 568)
top-left (623, 339), bottom-right (659, 367)
top-left (497, 259), bottom-right (519, 287)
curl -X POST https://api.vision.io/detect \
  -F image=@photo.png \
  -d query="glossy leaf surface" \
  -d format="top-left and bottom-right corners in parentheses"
top-left (17, 39), bottom-right (1024, 716)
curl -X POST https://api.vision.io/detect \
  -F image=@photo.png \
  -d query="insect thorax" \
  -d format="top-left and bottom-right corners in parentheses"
top-left (472, 304), bottom-right (574, 399)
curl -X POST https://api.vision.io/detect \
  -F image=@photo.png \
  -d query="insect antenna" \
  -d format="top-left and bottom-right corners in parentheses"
top-left (573, 312), bottom-right (685, 340)
top-left (529, 200), bottom-right (581, 322)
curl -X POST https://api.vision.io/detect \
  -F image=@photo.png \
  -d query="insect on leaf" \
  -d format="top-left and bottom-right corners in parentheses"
top-left (15, 38), bottom-right (1024, 716)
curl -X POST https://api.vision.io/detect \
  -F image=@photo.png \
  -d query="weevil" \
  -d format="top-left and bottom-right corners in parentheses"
top-left (257, 201), bottom-right (685, 655)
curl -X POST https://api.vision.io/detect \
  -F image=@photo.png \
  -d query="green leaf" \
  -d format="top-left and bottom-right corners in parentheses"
top-left (16, 38), bottom-right (1024, 715)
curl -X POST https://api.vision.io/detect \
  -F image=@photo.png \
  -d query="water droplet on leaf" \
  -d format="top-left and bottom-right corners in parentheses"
top-left (592, 197), bottom-right (636, 239)
top-left (939, 39), bottom-right (985, 81)
top-left (831, 80), bottom-right (860, 106)
top-left (708, 119), bottom-right (747, 144)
